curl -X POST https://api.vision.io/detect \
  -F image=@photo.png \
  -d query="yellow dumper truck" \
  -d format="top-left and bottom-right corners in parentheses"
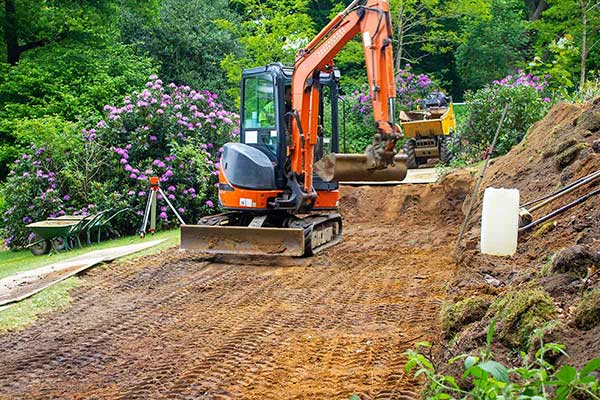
top-left (400, 92), bottom-right (456, 168)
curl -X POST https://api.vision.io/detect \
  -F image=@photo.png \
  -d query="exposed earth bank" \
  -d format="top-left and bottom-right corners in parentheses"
top-left (449, 100), bottom-right (600, 371)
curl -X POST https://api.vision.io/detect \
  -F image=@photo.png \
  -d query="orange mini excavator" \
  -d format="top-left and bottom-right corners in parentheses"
top-left (181, 0), bottom-right (407, 256)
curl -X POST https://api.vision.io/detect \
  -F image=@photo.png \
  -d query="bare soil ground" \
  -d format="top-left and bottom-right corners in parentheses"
top-left (0, 173), bottom-right (470, 400)
top-left (1, 100), bottom-right (597, 398)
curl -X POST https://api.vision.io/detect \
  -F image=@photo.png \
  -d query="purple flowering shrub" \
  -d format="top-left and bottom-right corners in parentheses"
top-left (84, 75), bottom-right (239, 231)
top-left (453, 71), bottom-right (553, 161)
top-left (1, 75), bottom-right (239, 249)
top-left (340, 66), bottom-right (439, 152)
top-left (1, 146), bottom-right (70, 248)
top-left (348, 66), bottom-right (438, 119)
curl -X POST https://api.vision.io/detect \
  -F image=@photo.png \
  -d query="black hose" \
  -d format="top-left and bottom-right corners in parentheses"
top-left (519, 187), bottom-right (600, 232)
top-left (521, 170), bottom-right (600, 208)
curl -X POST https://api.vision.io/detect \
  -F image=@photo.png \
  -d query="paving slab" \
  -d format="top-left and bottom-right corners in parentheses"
top-left (0, 239), bottom-right (165, 307)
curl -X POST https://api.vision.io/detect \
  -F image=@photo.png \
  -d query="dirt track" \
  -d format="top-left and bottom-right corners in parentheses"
top-left (0, 178), bottom-right (469, 399)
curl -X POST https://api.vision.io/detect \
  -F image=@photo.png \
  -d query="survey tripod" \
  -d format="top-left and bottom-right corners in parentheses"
top-left (139, 176), bottom-right (186, 238)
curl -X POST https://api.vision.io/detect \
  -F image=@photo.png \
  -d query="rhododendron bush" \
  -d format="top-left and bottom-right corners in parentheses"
top-left (348, 66), bottom-right (437, 120)
top-left (452, 71), bottom-right (553, 162)
top-left (1, 76), bottom-right (239, 249)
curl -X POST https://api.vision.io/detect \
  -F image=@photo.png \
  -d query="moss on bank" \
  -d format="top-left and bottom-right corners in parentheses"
top-left (487, 287), bottom-right (558, 348)
top-left (441, 296), bottom-right (491, 336)
top-left (574, 290), bottom-right (600, 330)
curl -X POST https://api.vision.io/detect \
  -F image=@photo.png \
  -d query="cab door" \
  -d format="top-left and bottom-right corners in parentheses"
top-left (241, 73), bottom-right (280, 160)
top-left (241, 71), bottom-right (288, 188)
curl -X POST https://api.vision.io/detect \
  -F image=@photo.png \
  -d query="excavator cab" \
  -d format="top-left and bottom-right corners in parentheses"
top-left (181, 64), bottom-right (343, 256)
top-left (238, 63), bottom-right (340, 190)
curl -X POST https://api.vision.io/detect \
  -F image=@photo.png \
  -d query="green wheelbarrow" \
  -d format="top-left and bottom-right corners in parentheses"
top-left (26, 217), bottom-right (91, 255)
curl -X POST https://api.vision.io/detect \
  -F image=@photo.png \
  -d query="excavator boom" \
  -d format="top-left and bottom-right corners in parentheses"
top-left (291, 0), bottom-right (404, 186)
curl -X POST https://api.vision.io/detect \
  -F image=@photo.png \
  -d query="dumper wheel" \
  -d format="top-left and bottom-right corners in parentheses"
top-left (438, 135), bottom-right (454, 165)
top-left (403, 139), bottom-right (418, 169)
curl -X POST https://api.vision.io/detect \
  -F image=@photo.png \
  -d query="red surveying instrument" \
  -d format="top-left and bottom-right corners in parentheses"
top-left (139, 176), bottom-right (186, 238)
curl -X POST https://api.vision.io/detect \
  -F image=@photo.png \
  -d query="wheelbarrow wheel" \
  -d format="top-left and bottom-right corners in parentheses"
top-left (29, 236), bottom-right (51, 256)
top-left (51, 237), bottom-right (67, 252)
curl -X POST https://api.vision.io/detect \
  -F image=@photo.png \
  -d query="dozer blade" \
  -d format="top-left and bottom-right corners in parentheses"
top-left (314, 153), bottom-right (408, 182)
top-left (180, 225), bottom-right (305, 256)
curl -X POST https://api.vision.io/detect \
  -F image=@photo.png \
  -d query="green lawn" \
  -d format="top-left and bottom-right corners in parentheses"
top-left (0, 228), bottom-right (180, 280)
top-left (0, 228), bottom-right (180, 333)
top-left (0, 277), bottom-right (81, 332)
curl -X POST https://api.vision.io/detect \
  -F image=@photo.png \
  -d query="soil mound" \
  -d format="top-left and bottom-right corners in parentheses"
top-left (340, 170), bottom-right (471, 226)
top-left (451, 101), bottom-right (600, 368)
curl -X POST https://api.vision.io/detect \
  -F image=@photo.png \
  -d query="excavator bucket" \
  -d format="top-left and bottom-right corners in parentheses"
top-left (314, 153), bottom-right (408, 182)
top-left (180, 225), bottom-right (305, 256)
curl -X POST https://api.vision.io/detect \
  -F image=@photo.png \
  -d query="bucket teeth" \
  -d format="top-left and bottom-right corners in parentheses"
top-left (314, 153), bottom-right (407, 182)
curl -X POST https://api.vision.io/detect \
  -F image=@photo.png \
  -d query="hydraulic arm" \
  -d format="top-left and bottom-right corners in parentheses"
top-left (290, 0), bottom-right (403, 193)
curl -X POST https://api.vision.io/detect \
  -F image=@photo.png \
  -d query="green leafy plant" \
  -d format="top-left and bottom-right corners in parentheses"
top-left (563, 72), bottom-right (600, 103)
top-left (528, 35), bottom-right (580, 94)
top-left (451, 72), bottom-right (553, 163)
top-left (405, 322), bottom-right (600, 399)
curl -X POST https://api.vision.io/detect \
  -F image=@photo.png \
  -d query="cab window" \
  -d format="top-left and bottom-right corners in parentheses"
top-left (243, 74), bottom-right (276, 129)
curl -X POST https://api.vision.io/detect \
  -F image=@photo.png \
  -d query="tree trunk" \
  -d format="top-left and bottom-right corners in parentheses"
top-left (530, 0), bottom-right (548, 20)
top-left (581, 5), bottom-right (587, 90)
top-left (395, 4), bottom-right (405, 72)
top-left (4, 0), bottom-right (20, 65)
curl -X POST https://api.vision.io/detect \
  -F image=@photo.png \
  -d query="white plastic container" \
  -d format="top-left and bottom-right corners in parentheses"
top-left (480, 187), bottom-right (520, 256)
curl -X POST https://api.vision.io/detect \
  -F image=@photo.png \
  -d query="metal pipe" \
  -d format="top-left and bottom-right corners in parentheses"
top-left (522, 170), bottom-right (600, 209)
top-left (527, 171), bottom-right (600, 212)
top-left (519, 187), bottom-right (600, 232)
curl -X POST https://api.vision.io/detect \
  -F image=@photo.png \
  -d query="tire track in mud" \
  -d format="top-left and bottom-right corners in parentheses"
top-left (0, 208), bottom-right (458, 399)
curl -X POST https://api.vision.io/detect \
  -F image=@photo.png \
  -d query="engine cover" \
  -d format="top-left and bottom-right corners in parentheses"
top-left (221, 143), bottom-right (277, 190)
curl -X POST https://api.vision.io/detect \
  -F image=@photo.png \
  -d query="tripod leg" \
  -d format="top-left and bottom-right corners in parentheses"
top-left (158, 187), bottom-right (186, 225)
top-left (140, 190), bottom-right (153, 237)
top-left (150, 189), bottom-right (157, 233)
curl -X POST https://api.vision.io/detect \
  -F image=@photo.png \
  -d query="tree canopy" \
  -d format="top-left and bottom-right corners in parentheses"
top-left (0, 0), bottom-right (599, 177)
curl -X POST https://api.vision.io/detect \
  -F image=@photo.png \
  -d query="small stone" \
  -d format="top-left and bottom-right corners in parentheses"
top-left (592, 139), bottom-right (600, 153)
top-left (484, 274), bottom-right (502, 287)
top-left (560, 166), bottom-right (574, 185)
top-left (552, 245), bottom-right (599, 277)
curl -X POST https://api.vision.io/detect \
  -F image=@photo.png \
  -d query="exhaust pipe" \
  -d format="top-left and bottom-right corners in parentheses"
top-left (314, 153), bottom-right (407, 182)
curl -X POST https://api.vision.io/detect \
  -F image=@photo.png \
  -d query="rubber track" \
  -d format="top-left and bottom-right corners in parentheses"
top-left (0, 229), bottom-right (454, 399)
